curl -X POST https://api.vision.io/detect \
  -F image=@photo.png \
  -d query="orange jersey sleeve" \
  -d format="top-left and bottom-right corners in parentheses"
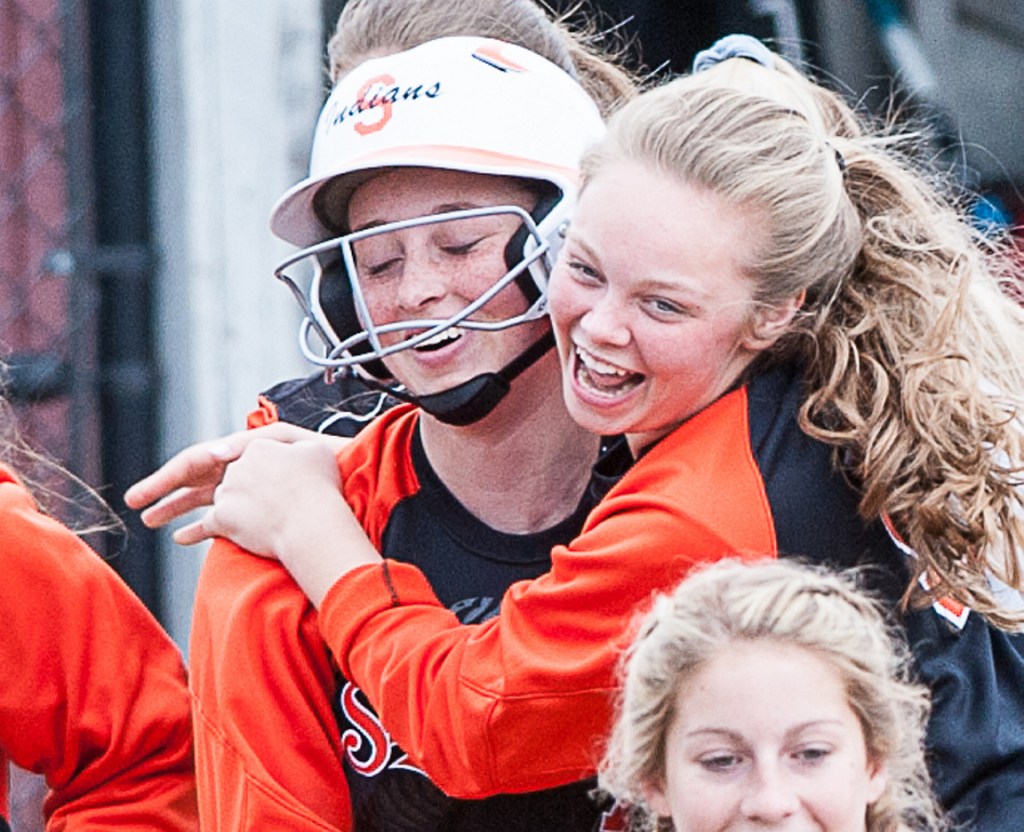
top-left (0, 466), bottom-right (197, 830)
top-left (318, 387), bottom-right (777, 797)
top-left (184, 396), bottom-right (402, 830)
top-left (246, 394), bottom-right (280, 429)
top-left (189, 541), bottom-right (353, 830)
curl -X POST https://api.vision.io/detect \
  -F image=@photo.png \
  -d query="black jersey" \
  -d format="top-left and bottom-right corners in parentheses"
top-left (266, 372), bottom-right (606, 831)
top-left (338, 429), bottom-right (603, 831)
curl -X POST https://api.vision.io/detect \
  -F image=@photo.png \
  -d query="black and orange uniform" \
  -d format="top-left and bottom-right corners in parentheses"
top-left (331, 419), bottom-right (604, 830)
top-left (192, 365), bottom-right (1024, 831)
top-left (193, 372), bottom-right (605, 830)
top-left (0, 464), bottom-right (197, 831)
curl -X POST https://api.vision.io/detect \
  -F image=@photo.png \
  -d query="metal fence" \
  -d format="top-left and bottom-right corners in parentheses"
top-left (1, 0), bottom-right (102, 491)
top-left (2, 5), bottom-right (136, 822)
top-left (2, 0), bottom-right (160, 613)
top-left (3, 1), bottom-right (101, 821)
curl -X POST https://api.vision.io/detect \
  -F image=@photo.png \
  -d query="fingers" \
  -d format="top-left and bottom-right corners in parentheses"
top-left (124, 441), bottom-right (240, 511)
top-left (172, 515), bottom-right (216, 547)
top-left (124, 423), bottom-right (325, 511)
top-left (138, 485), bottom-right (218, 530)
top-left (125, 422), bottom-right (346, 545)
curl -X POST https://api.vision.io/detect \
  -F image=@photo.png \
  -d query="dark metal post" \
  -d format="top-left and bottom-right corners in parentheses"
top-left (86, 0), bottom-right (161, 611)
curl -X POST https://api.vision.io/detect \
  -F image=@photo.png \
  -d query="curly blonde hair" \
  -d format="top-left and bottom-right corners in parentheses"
top-left (325, 0), bottom-right (639, 116)
top-left (583, 54), bottom-right (1024, 627)
top-left (599, 558), bottom-right (945, 832)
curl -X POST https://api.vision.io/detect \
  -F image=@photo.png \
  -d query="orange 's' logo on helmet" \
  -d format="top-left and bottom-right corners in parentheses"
top-left (354, 74), bottom-right (395, 136)
top-left (327, 75), bottom-right (443, 137)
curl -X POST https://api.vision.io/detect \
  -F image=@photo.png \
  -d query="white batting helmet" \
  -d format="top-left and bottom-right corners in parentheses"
top-left (270, 35), bottom-right (605, 382)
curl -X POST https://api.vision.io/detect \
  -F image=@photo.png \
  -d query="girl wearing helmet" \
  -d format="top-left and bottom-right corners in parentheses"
top-left (131, 22), bottom-right (634, 832)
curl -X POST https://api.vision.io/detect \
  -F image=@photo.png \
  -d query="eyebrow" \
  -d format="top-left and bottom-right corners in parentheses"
top-left (685, 720), bottom-right (846, 741)
top-left (351, 202), bottom-right (489, 233)
top-left (564, 231), bottom-right (600, 263)
top-left (565, 233), bottom-right (712, 304)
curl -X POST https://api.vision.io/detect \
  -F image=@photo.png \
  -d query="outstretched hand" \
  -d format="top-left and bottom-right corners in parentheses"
top-left (124, 422), bottom-right (350, 546)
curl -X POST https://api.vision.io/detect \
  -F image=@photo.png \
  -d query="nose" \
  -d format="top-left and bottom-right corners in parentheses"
top-left (396, 251), bottom-right (449, 312)
top-left (739, 762), bottom-right (801, 823)
top-left (578, 291), bottom-right (631, 347)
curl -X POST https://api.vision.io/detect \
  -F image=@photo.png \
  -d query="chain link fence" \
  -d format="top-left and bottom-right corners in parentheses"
top-left (2, 0), bottom-right (96, 827)
top-left (1, 0), bottom-right (99, 488)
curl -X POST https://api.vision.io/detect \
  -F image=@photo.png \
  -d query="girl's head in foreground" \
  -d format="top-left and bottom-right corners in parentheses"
top-left (548, 40), bottom-right (866, 450)
top-left (548, 35), bottom-right (1024, 622)
top-left (548, 46), bottom-right (859, 450)
top-left (600, 559), bottom-right (944, 832)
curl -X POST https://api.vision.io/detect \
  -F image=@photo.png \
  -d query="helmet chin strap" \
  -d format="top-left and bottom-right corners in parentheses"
top-left (357, 330), bottom-right (556, 427)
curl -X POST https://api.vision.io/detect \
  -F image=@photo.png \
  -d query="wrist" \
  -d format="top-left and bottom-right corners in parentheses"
top-left (276, 500), bottom-right (381, 609)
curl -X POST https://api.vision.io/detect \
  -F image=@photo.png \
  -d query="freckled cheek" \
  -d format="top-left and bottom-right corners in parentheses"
top-left (484, 278), bottom-right (534, 317)
top-left (444, 254), bottom-right (528, 316)
top-left (358, 283), bottom-right (400, 326)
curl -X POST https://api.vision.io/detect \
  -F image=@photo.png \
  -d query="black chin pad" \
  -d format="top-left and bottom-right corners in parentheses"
top-left (361, 331), bottom-right (554, 426)
top-left (502, 182), bottom-right (561, 305)
top-left (416, 373), bottom-right (511, 426)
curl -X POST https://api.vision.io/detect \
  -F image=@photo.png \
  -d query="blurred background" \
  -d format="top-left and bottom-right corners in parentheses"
top-left (2, 0), bottom-right (1022, 825)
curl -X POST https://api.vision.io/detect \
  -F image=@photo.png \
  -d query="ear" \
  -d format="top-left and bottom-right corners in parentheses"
top-left (642, 780), bottom-right (673, 820)
top-left (742, 289), bottom-right (805, 351)
top-left (865, 759), bottom-right (888, 805)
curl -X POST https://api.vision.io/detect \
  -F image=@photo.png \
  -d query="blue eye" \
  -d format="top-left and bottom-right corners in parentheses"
top-left (794, 746), bottom-right (831, 764)
top-left (568, 260), bottom-right (601, 282)
top-left (643, 297), bottom-right (688, 318)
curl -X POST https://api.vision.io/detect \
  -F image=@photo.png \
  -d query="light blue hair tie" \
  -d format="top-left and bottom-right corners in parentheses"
top-left (692, 34), bottom-right (775, 73)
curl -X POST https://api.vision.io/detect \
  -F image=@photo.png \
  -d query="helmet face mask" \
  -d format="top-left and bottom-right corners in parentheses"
top-left (275, 201), bottom-right (559, 381)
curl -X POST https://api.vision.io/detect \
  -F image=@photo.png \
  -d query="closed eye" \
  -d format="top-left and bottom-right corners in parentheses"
top-left (363, 257), bottom-right (402, 277)
top-left (441, 238), bottom-right (484, 256)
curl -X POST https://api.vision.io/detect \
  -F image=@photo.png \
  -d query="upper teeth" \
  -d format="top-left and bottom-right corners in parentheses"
top-left (419, 327), bottom-right (461, 348)
top-left (576, 346), bottom-right (628, 376)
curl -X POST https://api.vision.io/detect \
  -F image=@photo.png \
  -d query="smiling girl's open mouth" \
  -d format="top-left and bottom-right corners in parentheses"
top-left (412, 327), bottom-right (464, 352)
top-left (573, 345), bottom-right (643, 396)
